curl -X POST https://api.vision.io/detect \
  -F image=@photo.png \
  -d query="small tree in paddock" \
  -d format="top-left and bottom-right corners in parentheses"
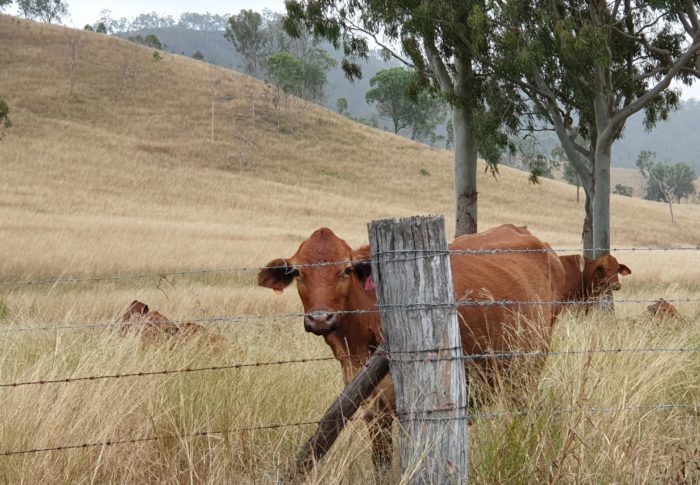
top-left (192, 50), bottom-right (205, 61)
top-left (636, 151), bottom-right (697, 222)
top-left (66, 35), bottom-right (81, 96)
top-left (613, 184), bottom-right (633, 197)
top-left (207, 65), bottom-right (222, 142)
top-left (117, 53), bottom-right (136, 93)
top-left (0, 98), bottom-right (11, 139)
top-left (266, 51), bottom-right (303, 125)
top-left (336, 97), bottom-right (348, 115)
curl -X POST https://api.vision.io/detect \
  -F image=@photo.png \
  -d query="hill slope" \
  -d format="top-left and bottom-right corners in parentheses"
top-left (0, 17), bottom-right (698, 484)
top-left (1, 15), bottom-right (699, 282)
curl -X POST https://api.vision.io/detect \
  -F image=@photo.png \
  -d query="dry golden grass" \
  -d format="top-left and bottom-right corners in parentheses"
top-left (0, 16), bottom-right (699, 483)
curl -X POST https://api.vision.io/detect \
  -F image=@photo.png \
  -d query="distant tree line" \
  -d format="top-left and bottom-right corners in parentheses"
top-left (92, 10), bottom-right (232, 34)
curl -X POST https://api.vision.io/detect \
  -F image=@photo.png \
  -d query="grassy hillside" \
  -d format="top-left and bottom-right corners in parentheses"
top-left (0, 16), bottom-right (698, 483)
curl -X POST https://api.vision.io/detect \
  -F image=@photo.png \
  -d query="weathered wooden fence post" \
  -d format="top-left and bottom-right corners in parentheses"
top-left (368, 215), bottom-right (468, 483)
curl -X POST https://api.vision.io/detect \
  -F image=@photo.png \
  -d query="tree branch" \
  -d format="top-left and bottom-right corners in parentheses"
top-left (607, 32), bottom-right (700, 133)
top-left (423, 36), bottom-right (455, 95)
top-left (533, 73), bottom-right (593, 189)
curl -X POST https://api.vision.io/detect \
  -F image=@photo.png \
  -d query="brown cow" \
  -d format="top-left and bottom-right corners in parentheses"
top-left (647, 298), bottom-right (681, 319)
top-left (258, 224), bottom-right (565, 468)
top-left (558, 254), bottom-right (631, 311)
top-left (119, 300), bottom-right (224, 346)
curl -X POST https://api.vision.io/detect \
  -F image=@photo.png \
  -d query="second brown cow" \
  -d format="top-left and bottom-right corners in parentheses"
top-left (558, 254), bottom-right (631, 311)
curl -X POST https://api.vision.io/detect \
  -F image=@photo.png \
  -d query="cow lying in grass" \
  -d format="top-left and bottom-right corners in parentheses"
top-left (119, 300), bottom-right (224, 347)
top-left (258, 224), bottom-right (565, 469)
top-left (647, 298), bottom-right (681, 319)
top-left (558, 254), bottom-right (631, 311)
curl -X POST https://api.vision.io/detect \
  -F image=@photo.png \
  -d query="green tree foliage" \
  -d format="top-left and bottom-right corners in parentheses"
top-left (494, 1), bottom-right (700, 254)
top-left (0, 0), bottom-right (12, 10)
top-left (143, 34), bottom-right (163, 50)
top-left (407, 89), bottom-right (447, 144)
top-left (266, 51), bottom-right (304, 124)
top-left (300, 48), bottom-right (336, 103)
top-left (17, 0), bottom-right (68, 23)
top-left (192, 50), bottom-right (205, 61)
top-left (95, 22), bottom-right (107, 34)
top-left (285, 0), bottom-right (524, 236)
top-left (0, 98), bottom-right (11, 140)
top-left (83, 24), bottom-right (94, 32)
top-left (637, 151), bottom-right (697, 203)
top-left (224, 9), bottom-right (267, 77)
top-left (127, 34), bottom-right (164, 50)
top-left (366, 67), bottom-right (446, 142)
top-left (365, 68), bottom-right (414, 134)
top-left (266, 51), bottom-right (304, 96)
top-left (613, 184), bottom-right (634, 197)
top-left (336, 97), bottom-right (348, 115)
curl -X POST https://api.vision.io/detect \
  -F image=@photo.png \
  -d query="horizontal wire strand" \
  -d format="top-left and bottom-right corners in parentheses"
top-left (2, 296), bottom-right (697, 334)
top-left (1, 346), bottom-right (697, 389)
top-left (1, 245), bottom-right (698, 288)
top-left (1, 402), bottom-right (696, 457)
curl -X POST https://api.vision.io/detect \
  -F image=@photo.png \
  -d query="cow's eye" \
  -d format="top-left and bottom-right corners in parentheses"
top-left (341, 267), bottom-right (353, 277)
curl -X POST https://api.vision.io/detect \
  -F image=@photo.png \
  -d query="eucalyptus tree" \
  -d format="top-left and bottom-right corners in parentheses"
top-left (285, 0), bottom-right (522, 235)
top-left (225, 9), bottom-right (268, 77)
top-left (494, 1), bottom-right (700, 256)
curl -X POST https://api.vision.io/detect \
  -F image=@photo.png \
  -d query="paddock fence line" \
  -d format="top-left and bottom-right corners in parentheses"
top-left (1, 245), bottom-right (699, 288)
top-left (1, 228), bottom-right (699, 472)
top-left (1, 296), bottom-right (698, 334)
top-left (0, 402), bottom-right (696, 458)
top-left (0, 346), bottom-right (697, 389)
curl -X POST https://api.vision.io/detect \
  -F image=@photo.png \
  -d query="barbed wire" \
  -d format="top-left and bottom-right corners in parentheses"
top-left (1, 296), bottom-right (697, 335)
top-left (1, 346), bottom-right (697, 389)
top-left (397, 403), bottom-right (700, 422)
top-left (1, 245), bottom-right (698, 288)
top-left (0, 356), bottom-right (338, 389)
top-left (1, 402), bottom-right (696, 457)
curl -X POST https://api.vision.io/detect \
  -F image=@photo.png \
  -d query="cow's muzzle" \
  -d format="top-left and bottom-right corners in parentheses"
top-left (304, 310), bottom-right (339, 335)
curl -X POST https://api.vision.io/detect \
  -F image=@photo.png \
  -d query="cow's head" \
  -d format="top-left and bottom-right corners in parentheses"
top-left (258, 228), bottom-right (373, 335)
top-left (121, 300), bottom-right (149, 321)
top-left (587, 254), bottom-right (631, 295)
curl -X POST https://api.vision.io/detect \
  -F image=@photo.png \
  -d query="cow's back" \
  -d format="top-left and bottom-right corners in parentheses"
top-left (448, 226), bottom-right (564, 358)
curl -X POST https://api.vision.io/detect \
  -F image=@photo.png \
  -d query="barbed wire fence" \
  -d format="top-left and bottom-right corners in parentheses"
top-left (0, 239), bottom-right (698, 464)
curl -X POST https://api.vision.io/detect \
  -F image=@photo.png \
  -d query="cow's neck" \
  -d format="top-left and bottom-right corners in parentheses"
top-left (323, 278), bottom-right (380, 383)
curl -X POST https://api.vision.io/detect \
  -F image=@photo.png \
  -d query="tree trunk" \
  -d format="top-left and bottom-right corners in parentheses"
top-left (592, 144), bottom-right (612, 259)
top-left (582, 191), bottom-right (593, 256)
top-left (453, 103), bottom-right (478, 237)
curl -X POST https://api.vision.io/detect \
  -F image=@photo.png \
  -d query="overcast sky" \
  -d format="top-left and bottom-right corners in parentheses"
top-left (6, 0), bottom-right (700, 99)
top-left (9, 1), bottom-right (286, 27)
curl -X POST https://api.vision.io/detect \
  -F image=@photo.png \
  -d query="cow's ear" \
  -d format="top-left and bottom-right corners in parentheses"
top-left (618, 264), bottom-right (631, 276)
top-left (258, 258), bottom-right (297, 293)
top-left (351, 245), bottom-right (374, 289)
top-left (128, 300), bottom-right (148, 315)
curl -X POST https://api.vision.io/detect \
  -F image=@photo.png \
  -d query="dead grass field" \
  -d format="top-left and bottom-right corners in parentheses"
top-left (0, 16), bottom-right (699, 483)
